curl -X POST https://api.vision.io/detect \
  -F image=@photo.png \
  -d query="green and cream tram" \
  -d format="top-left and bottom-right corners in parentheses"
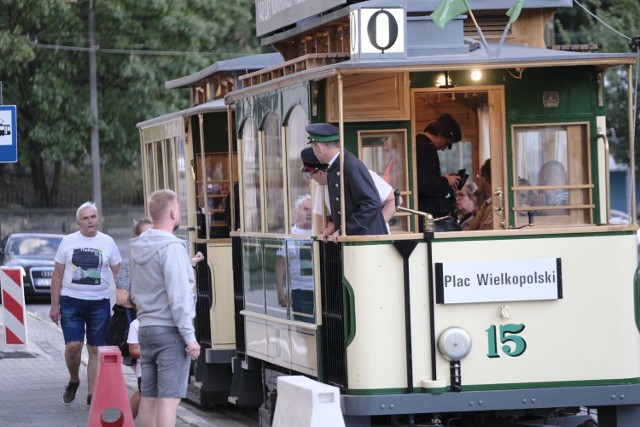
top-left (223, 1), bottom-right (640, 426)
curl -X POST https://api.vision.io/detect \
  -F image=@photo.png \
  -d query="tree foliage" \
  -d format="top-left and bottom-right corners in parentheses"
top-left (555, 0), bottom-right (640, 169)
top-left (0, 0), bottom-right (261, 206)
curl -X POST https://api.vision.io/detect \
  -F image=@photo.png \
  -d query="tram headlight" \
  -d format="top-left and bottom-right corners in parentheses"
top-left (437, 327), bottom-right (472, 361)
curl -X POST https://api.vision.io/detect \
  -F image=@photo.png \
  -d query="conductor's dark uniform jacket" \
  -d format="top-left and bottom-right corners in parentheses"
top-left (416, 133), bottom-right (455, 218)
top-left (327, 150), bottom-right (388, 236)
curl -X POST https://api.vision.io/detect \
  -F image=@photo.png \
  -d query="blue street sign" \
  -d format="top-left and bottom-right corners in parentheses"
top-left (0, 105), bottom-right (17, 163)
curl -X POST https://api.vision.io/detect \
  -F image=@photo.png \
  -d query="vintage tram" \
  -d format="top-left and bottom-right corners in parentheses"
top-left (138, 1), bottom-right (640, 426)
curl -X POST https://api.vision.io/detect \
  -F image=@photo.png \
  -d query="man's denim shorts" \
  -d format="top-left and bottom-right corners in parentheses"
top-left (138, 325), bottom-right (190, 398)
top-left (60, 295), bottom-right (110, 346)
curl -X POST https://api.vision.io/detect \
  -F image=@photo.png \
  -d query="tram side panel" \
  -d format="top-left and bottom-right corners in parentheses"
top-left (341, 231), bottom-right (640, 400)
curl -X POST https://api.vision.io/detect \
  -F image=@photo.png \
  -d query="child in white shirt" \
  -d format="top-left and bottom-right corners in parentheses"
top-left (126, 318), bottom-right (141, 419)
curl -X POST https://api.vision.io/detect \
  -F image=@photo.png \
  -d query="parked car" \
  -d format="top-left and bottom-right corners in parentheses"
top-left (0, 233), bottom-right (64, 302)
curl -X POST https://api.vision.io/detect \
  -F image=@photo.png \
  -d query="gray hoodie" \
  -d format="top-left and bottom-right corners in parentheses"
top-left (129, 228), bottom-right (196, 345)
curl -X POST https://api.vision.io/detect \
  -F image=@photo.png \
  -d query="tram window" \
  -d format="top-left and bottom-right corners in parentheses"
top-left (513, 123), bottom-right (592, 226)
top-left (285, 106), bottom-right (310, 233)
top-left (241, 119), bottom-right (261, 232)
top-left (263, 112), bottom-right (285, 234)
top-left (242, 237), bottom-right (268, 315)
top-left (156, 140), bottom-right (165, 190)
top-left (359, 129), bottom-right (409, 232)
top-left (167, 138), bottom-right (176, 191)
top-left (146, 143), bottom-right (156, 193)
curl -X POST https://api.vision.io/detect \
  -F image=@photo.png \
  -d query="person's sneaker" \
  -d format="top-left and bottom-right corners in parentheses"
top-left (86, 394), bottom-right (92, 407)
top-left (62, 381), bottom-right (80, 405)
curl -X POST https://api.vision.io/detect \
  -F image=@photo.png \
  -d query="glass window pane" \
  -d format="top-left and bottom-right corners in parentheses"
top-left (263, 112), bottom-right (285, 234)
top-left (146, 143), bottom-right (155, 194)
top-left (289, 238), bottom-right (315, 323)
top-left (156, 141), bottom-right (165, 189)
top-left (358, 129), bottom-right (409, 232)
top-left (242, 118), bottom-right (261, 232)
top-left (242, 237), bottom-right (265, 314)
top-left (286, 106), bottom-right (310, 232)
top-left (175, 136), bottom-right (188, 235)
top-left (266, 238), bottom-right (287, 319)
top-left (513, 124), bottom-right (590, 224)
top-left (167, 137), bottom-right (176, 192)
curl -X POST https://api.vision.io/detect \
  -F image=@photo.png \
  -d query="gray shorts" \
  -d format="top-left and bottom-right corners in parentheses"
top-left (138, 325), bottom-right (190, 398)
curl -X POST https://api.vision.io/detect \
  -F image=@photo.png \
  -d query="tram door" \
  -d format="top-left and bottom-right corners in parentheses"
top-left (412, 87), bottom-right (506, 229)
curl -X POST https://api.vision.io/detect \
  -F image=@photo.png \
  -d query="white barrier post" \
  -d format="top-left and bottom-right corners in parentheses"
top-left (273, 376), bottom-right (345, 427)
top-left (0, 267), bottom-right (28, 346)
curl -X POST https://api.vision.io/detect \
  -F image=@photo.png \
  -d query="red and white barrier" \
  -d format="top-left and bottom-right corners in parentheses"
top-left (0, 267), bottom-right (28, 345)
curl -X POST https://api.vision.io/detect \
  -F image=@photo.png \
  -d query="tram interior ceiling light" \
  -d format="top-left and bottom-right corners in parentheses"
top-left (437, 70), bottom-right (455, 88)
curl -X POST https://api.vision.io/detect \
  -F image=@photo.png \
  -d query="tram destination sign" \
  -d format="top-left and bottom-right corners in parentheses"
top-left (435, 257), bottom-right (563, 304)
top-left (255, 0), bottom-right (346, 37)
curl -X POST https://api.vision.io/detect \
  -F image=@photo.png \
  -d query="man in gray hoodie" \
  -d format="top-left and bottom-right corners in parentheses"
top-left (130, 189), bottom-right (200, 426)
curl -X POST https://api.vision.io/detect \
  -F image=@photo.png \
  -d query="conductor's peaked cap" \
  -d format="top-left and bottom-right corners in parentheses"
top-left (300, 147), bottom-right (328, 172)
top-left (437, 113), bottom-right (462, 143)
top-left (306, 123), bottom-right (339, 143)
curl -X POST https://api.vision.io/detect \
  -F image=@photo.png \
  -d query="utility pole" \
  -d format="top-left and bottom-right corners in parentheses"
top-left (88, 0), bottom-right (102, 215)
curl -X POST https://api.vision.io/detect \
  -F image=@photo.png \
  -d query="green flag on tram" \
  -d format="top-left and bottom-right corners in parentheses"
top-left (430, 0), bottom-right (469, 29)
top-left (506, 0), bottom-right (525, 25)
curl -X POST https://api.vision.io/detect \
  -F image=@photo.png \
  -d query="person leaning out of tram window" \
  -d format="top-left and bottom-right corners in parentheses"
top-left (456, 181), bottom-right (478, 230)
top-left (300, 147), bottom-right (398, 234)
top-left (415, 113), bottom-right (462, 224)
top-left (306, 123), bottom-right (388, 241)
top-left (464, 158), bottom-right (493, 231)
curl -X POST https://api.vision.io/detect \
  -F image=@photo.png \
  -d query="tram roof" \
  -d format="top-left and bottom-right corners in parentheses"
top-left (136, 99), bottom-right (227, 129)
top-left (165, 52), bottom-right (284, 90)
top-left (259, 0), bottom-right (573, 44)
top-left (225, 42), bottom-right (636, 103)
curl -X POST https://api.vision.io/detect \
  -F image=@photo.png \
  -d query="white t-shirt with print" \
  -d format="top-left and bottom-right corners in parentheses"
top-left (54, 230), bottom-right (122, 300)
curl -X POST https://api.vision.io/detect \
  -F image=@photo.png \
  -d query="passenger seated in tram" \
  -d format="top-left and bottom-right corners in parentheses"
top-left (299, 147), bottom-right (397, 235)
top-left (464, 158), bottom-right (493, 231)
top-left (536, 160), bottom-right (569, 215)
top-left (415, 113), bottom-right (463, 228)
top-left (456, 181), bottom-right (478, 229)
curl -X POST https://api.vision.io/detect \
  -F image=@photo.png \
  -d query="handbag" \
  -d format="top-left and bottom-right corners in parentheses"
top-left (105, 304), bottom-right (137, 366)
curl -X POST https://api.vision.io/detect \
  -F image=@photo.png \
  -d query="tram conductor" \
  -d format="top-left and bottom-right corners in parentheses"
top-left (307, 123), bottom-right (388, 240)
top-left (416, 113), bottom-right (463, 223)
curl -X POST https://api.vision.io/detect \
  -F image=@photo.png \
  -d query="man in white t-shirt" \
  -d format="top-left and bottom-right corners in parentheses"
top-left (49, 202), bottom-right (122, 407)
top-left (300, 147), bottom-right (398, 234)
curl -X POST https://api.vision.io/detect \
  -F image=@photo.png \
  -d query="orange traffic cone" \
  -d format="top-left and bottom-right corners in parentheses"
top-left (87, 346), bottom-right (134, 427)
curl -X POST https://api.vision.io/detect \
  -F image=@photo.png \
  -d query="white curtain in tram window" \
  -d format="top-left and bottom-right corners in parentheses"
top-left (477, 102), bottom-right (490, 164)
top-left (516, 131), bottom-right (541, 185)
top-left (242, 119), bottom-right (260, 232)
top-left (515, 127), bottom-right (568, 186)
top-left (263, 112), bottom-right (285, 234)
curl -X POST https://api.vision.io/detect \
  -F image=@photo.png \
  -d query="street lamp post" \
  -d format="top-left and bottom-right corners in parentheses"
top-left (88, 0), bottom-right (102, 215)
